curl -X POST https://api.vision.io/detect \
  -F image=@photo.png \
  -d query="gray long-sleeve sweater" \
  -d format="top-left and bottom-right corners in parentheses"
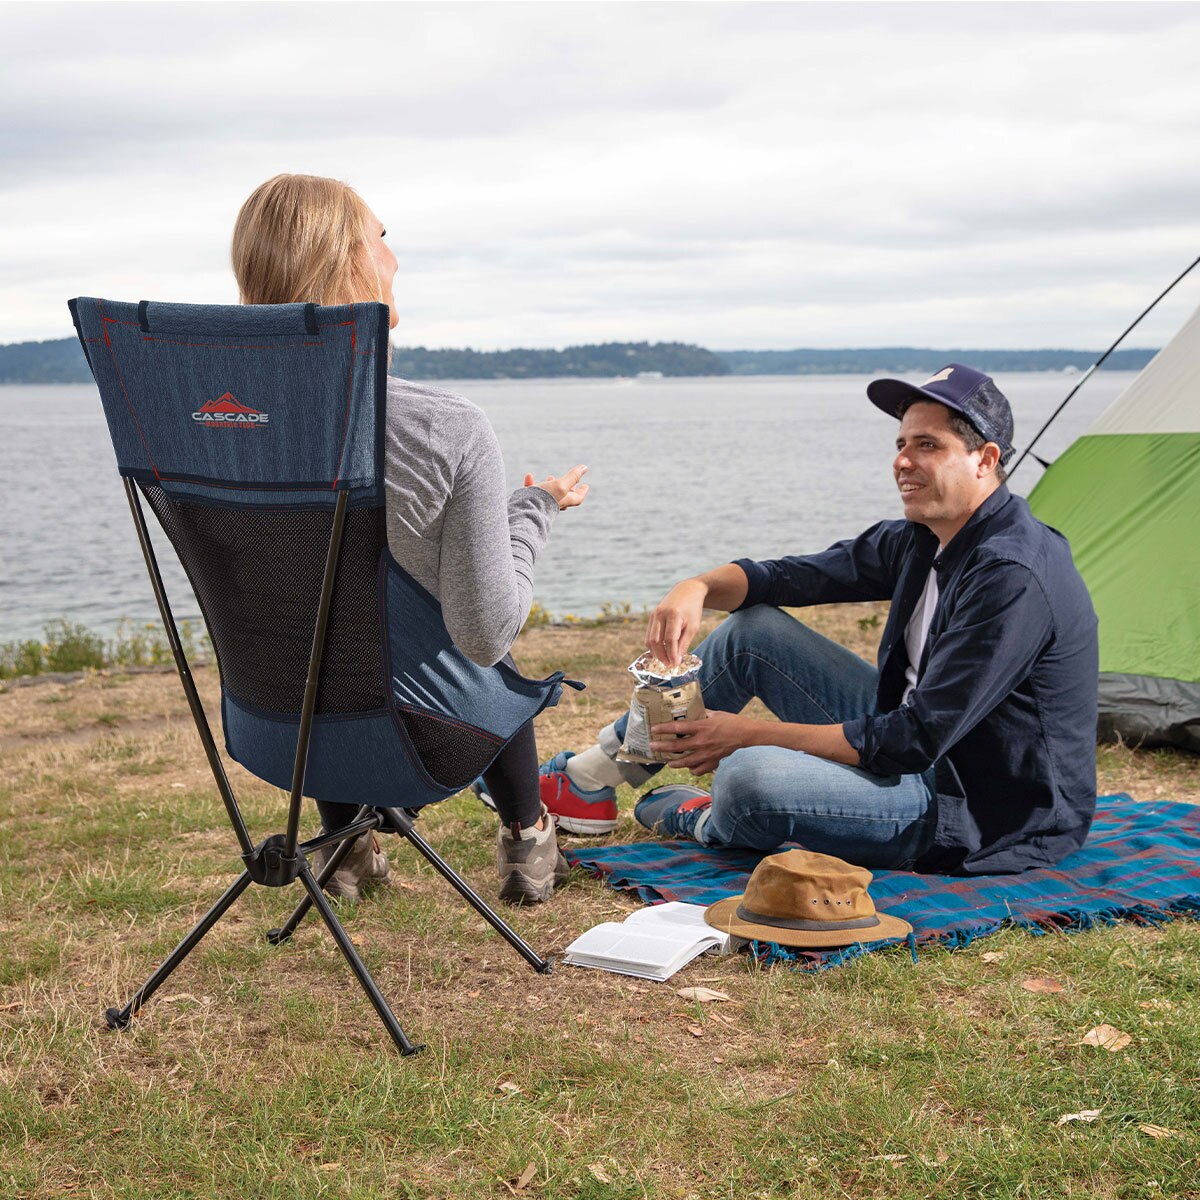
top-left (382, 376), bottom-right (558, 667)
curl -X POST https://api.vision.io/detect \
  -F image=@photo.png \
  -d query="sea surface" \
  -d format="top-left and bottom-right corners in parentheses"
top-left (0, 371), bottom-right (1136, 642)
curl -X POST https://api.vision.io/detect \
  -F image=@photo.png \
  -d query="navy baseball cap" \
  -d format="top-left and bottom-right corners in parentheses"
top-left (867, 363), bottom-right (1015, 464)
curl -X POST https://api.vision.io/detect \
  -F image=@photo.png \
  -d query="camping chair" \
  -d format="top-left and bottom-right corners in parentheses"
top-left (68, 297), bottom-right (577, 1056)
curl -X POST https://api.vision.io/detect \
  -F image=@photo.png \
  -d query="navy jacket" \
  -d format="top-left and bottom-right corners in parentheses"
top-left (735, 486), bottom-right (1099, 874)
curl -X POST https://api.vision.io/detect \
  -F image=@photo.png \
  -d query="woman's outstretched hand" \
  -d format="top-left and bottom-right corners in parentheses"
top-left (526, 464), bottom-right (589, 511)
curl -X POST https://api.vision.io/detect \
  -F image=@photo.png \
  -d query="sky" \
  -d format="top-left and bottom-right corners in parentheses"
top-left (3, 1), bottom-right (1200, 351)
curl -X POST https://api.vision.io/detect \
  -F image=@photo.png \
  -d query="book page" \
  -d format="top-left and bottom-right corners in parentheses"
top-left (561, 926), bottom-right (720, 984)
top-left (624, 902), bottom-right (715, 931)
top-left (564, 922), bottom-right (719, 969)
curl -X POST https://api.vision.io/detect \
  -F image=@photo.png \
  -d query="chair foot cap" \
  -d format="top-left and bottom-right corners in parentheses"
top-left (265, 928), bottom-right (292, 946)
top-left (105, 1006), bottom-right (132, 1031)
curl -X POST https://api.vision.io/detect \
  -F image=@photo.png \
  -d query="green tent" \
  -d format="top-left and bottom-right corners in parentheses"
top-left (1029, 306), bottom-right (1200, 751)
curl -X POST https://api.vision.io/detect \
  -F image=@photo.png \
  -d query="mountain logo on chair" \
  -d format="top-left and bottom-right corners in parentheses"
top-left (191, 392), bottom-right (270, 428)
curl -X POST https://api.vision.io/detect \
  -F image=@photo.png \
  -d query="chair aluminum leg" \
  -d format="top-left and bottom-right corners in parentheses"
top-left (266, 810), bottom-right (376, 945)
top-left (107, 865), bottom-right (421, 1056)
top-left (283, 490), bottom-right (349, 860)
top-left (380, 808), bottom-right (553, 975)
top-left (105, 870), bottom-right (254, 1030)
top-left (124, 480), bottom-right (254, 857)
top-left (296, 863), bottom-right (424, 1056)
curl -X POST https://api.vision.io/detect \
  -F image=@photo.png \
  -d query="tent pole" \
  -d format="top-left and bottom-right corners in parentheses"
top-left (1009, 254), bottom-right (1200, 479)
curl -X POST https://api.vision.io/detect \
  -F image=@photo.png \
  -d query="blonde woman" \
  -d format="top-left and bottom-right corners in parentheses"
top-left (232, 174), bottom-right (588, 904)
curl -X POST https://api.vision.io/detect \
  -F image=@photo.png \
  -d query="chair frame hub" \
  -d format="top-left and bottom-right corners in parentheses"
top-left (242, 833), bottom-right (309, 888)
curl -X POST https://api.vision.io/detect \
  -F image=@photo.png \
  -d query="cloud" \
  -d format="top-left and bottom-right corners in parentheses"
top-left (3, 1), bottom-right (1199, 347)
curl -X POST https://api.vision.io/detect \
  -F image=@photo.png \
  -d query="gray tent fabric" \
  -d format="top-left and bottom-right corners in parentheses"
top-left (1098, 675), bottom-right (1200, 753)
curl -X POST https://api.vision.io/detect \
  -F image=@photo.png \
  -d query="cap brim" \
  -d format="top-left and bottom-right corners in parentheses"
top-left (867, 377), bottom-right (971, 421)
top-left (704, 894), bottom-right (913, 949)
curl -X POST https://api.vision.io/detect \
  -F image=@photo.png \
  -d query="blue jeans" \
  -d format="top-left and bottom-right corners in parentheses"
top-left (602, 607), bottom-right (936, 869)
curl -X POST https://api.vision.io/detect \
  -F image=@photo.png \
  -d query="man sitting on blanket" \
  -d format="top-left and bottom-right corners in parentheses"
top-left (540, 365), bottom-right (1100, 875)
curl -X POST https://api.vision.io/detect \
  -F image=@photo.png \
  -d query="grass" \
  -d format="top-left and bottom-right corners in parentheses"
top-left (1, 605), bottom-right (1198, 1198)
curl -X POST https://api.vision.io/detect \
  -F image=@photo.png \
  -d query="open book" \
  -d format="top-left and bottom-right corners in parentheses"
top-left (562, 902), bottom-right (737, 982)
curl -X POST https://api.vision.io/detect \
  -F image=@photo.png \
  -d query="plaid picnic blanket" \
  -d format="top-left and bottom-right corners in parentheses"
top-left (564, 793), bottom-right (1200, 970)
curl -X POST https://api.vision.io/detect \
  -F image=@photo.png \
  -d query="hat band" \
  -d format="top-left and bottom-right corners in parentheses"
top-left (734, 904), bottom-right (881, 933)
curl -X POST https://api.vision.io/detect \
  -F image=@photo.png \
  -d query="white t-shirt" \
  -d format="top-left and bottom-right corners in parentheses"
top-left (902, 565), bottom-right (939, 705)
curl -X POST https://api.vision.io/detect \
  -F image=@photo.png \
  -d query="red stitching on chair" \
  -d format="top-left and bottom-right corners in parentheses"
top-left (330, 309), bottom-right (356, 491)
top-left (139, 338), bottom-right (324, 350)
top-left (394, 703), bottom-right (505, 744)
top-left (104, 317), bottom-right (323, 350)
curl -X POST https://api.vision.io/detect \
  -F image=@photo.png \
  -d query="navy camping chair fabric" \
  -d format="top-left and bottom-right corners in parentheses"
top-left (69, 297), bottom-right (572, 809)
top-left (70, 298), bottom-right (383, 505)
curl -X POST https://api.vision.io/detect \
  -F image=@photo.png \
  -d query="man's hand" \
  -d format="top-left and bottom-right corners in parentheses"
top-left (644, 564), bottom-right (750, 666)
top-left (646, 579), bottom-right (708, 667)
top-left (652, 712), bottom-right (861, 773)
top-left (650, 710), bottom-right (755, 775)
top-left (525, 465), bottom-right (589, 511)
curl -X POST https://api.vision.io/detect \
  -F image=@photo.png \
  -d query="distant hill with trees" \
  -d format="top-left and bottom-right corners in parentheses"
top-left (0, 337), bottom-right (91, 383)
top-left (389, 341), bottom-right (730, 379)
top-left (0, 337), bottom-right (728, 383)
top-left (0, 337), bottom-right (1158, 384)
top-left (719, 347), bottom-right (1157, 374)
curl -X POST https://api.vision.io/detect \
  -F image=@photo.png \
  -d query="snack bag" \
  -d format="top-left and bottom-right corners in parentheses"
top-left (617, 652), bottom-right (705, 765)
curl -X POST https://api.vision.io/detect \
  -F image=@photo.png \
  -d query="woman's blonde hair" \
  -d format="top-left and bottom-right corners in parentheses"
top-left (232, 174), bottom-right (382, 307)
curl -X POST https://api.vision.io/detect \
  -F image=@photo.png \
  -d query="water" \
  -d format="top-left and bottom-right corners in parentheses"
top-left (0, 372), bottom-right (1135, 641)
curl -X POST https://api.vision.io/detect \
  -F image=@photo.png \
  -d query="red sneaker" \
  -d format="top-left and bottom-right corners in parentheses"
top-left (538, 751), bottom-right (618, 835)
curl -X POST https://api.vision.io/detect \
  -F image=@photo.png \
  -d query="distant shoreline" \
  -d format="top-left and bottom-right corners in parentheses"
top-left (0, 336), bottom-right (1157, 385)
top-left (0, 365), bottom-right (1147, 390)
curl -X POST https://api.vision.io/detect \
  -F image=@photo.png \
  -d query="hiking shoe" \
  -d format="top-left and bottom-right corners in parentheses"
top-left (539, 750), bottom-right (618, 835)
top-left (311, 827), bottom-right (392, 902)
top-left (634, 785), bottom-right (712, 842)
top-left (497, 805), bottom-right (570, 905)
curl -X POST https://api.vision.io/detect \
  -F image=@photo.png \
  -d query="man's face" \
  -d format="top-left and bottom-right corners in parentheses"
top-left (893, 402), bottom-right (991, 535)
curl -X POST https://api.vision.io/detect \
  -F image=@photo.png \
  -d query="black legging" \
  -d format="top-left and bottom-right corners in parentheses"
top-left (315, 718), bottom-right (542, 835)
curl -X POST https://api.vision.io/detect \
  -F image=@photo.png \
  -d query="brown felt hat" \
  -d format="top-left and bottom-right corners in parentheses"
top-left (704, 849), bottom-right (913, 948)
